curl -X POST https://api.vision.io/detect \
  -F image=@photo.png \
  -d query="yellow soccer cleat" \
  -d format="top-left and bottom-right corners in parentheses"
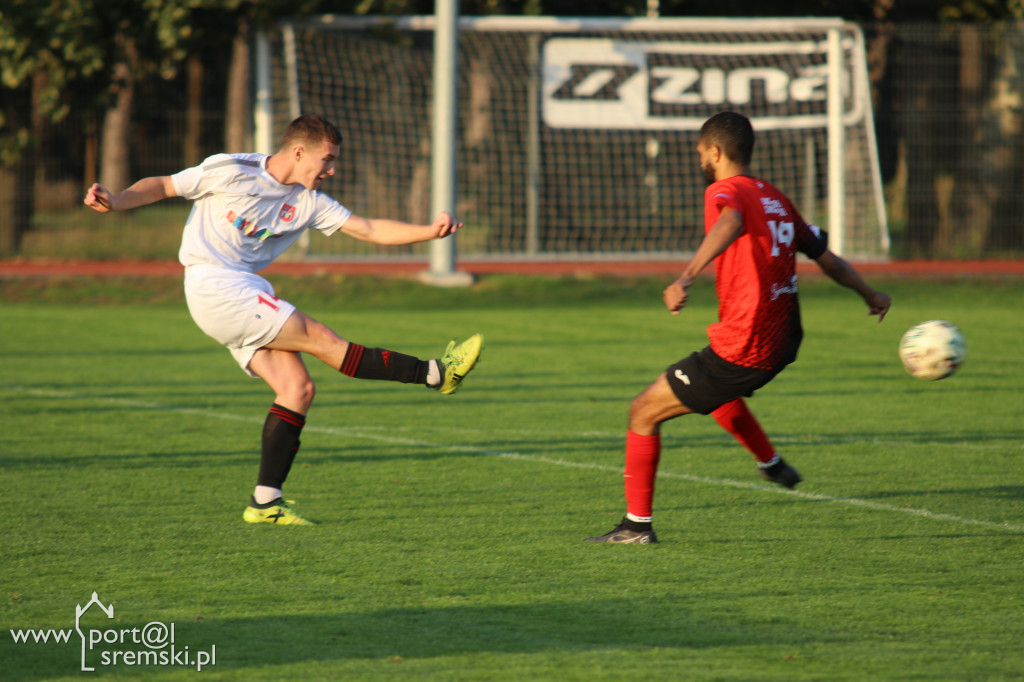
top-left (435, 333), bottom-right (483, 395)
top-left (243, 497), bottom-right (315, 526)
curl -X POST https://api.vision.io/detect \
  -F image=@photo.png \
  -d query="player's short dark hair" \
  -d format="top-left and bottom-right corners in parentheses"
top-left (281, 114), bottom-right (342, 150)
top-left (699, 112), bottom-right (755, 165)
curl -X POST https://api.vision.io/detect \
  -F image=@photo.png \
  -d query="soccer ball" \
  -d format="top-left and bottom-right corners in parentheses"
top-left (898, 320), bottom-right (967, 381)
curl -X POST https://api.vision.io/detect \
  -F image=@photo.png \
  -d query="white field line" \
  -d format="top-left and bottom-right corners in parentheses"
top-left (8, 385), bottom-right (1024, 534)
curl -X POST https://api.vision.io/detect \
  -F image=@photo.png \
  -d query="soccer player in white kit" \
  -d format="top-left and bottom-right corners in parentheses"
top-left (83, 115), bottom-right (483, 525)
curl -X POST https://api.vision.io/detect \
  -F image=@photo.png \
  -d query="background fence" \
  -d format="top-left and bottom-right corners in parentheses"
top-left (2, 21), bottom-right (1022, 262)
top-left (265, 17), bottom-right (888, 261)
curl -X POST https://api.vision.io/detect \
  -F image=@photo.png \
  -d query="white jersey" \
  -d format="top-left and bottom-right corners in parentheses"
top-left (172, 153), bottom-right (352, 273)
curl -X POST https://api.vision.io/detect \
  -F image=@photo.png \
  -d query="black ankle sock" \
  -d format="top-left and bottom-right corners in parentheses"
top-left (340, 343), bottom-right (429, 384)
top-left (622, 517), bottom-right (652, 532)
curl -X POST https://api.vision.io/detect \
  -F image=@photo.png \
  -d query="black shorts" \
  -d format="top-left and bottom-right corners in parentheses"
top-left (665, 345), bottom-right (793, 415)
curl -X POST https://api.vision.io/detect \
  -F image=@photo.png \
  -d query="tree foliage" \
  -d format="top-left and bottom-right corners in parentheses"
top-left (1, 0), bottom-right (1020, 257)
top-left (0, 0), bottom-right (103, 161)
top-left (2, 0), bottom-right (1019, 153)
top-left (0, 0), bottom-right (201, 163)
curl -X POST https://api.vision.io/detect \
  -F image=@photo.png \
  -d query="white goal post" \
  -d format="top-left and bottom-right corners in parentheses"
top-left (255, 16), bottom-right (889, 261)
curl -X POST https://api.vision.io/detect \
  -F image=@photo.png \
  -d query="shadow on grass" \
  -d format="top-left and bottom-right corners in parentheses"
top-left (0, 449), bottom-right (257, 470)
top-left (774, 429), bottom-right (1024, 448)
top-left (5, 599), bottom-right (812, 678)
top-left (859, 485), bottom-right (1024, 501)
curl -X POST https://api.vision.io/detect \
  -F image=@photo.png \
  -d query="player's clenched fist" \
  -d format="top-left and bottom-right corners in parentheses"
top-left (431, 211), bottom-right (463, 237)
top-left (83, 183), bottom-right (113, 212)
top-left (663, 278), bottom-right (692, 315)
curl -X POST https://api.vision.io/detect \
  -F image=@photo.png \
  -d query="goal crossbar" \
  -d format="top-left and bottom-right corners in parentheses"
top-left (289, 16), bottom-right (847, 33)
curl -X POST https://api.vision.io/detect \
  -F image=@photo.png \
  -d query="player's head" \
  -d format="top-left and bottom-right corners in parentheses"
top-left (282, 114), bottom-right (343, 150)
top-left (697, 112), bottom-right (755, 183)
top-left (280, 115), bottom-right (342, 190)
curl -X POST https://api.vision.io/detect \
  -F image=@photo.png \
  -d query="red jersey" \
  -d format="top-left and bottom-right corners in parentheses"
top-left (703, 175), bottom-right (828, 369)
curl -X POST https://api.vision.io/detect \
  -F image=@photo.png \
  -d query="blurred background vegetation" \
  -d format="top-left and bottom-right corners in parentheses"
top-left (2, 0), bottom-right (1023, 260)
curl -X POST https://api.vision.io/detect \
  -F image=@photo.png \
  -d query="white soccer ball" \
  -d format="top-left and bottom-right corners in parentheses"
top-left (898, 320), bottom-right (967, 381)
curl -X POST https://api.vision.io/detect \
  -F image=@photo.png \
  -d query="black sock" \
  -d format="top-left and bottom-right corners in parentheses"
top-left (622, 517), bottom-right (653, 532)
top-left (339, 343), bottom-right (430, 384)
top-left (257, 404), bottom-right (305, 490)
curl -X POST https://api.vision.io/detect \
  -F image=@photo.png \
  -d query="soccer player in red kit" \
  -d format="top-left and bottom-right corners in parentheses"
top-left (586, 111), bottom-right (891, 544)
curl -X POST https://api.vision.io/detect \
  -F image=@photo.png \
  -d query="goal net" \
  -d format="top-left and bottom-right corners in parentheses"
top-left (261, 16), bottom-right (888, 261)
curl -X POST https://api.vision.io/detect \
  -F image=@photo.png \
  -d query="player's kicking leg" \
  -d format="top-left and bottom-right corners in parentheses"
top-left (268, 311), bottom-right (483, 394)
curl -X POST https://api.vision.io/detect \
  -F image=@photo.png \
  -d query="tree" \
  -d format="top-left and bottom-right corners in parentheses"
top-left (0, 0), bottom-right (199, 254)
top-left (217, 1), bottom-right (322, 153)
top-left (91, 1), bottom-right (200, 192)
top-left (0, 0), bottom-right (104, 254)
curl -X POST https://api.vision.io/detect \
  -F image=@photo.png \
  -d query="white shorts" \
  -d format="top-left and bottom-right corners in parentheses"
top-left (184, 265), bottom-right (297, 377)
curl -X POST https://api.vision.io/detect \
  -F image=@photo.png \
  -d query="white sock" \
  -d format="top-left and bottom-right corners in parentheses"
top-left (626, 512), bottom-right (653, 524)
top-left (757, 454), bottom-right (781, 469)
top-left (253, 486), bottom-right (283, 505)
top-left (426, 359), bottom-right (441, 387)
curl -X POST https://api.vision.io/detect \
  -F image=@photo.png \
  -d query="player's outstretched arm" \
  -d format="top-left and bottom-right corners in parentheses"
top-left (341, 211), bottom-right (463, 245)
top-left (814, 250), bottom-right (891, 322)
top-left (83, 176), bottom-right (177, 213)
top-left (664, 207), bottom-right (744, 315)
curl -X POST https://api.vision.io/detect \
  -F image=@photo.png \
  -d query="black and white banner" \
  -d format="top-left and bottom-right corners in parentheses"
top-left (542, 36), bottom-right (864, 131)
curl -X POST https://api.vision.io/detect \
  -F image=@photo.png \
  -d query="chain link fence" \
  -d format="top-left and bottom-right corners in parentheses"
top-left (2, 21), bottom-right (1022, 261)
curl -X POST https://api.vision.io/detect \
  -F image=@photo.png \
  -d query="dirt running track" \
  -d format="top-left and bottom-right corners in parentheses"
top-left (1, 259), bottom-right (1023, 280)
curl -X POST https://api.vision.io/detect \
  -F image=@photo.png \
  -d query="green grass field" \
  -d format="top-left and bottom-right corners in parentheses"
top-left (2, 275), bottom-right (1022, 681)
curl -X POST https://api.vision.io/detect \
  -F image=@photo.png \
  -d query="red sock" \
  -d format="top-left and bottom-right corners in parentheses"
top-left (624, 430), bottom-right (661, 519)
top-left (711, 398), bottom-right (776, 463)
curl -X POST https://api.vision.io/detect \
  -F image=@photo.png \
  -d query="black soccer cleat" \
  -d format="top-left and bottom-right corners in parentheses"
top-left (758, 457), bottom-right (802, 488)
top-left (584, 517), bottom-right (658, 544)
